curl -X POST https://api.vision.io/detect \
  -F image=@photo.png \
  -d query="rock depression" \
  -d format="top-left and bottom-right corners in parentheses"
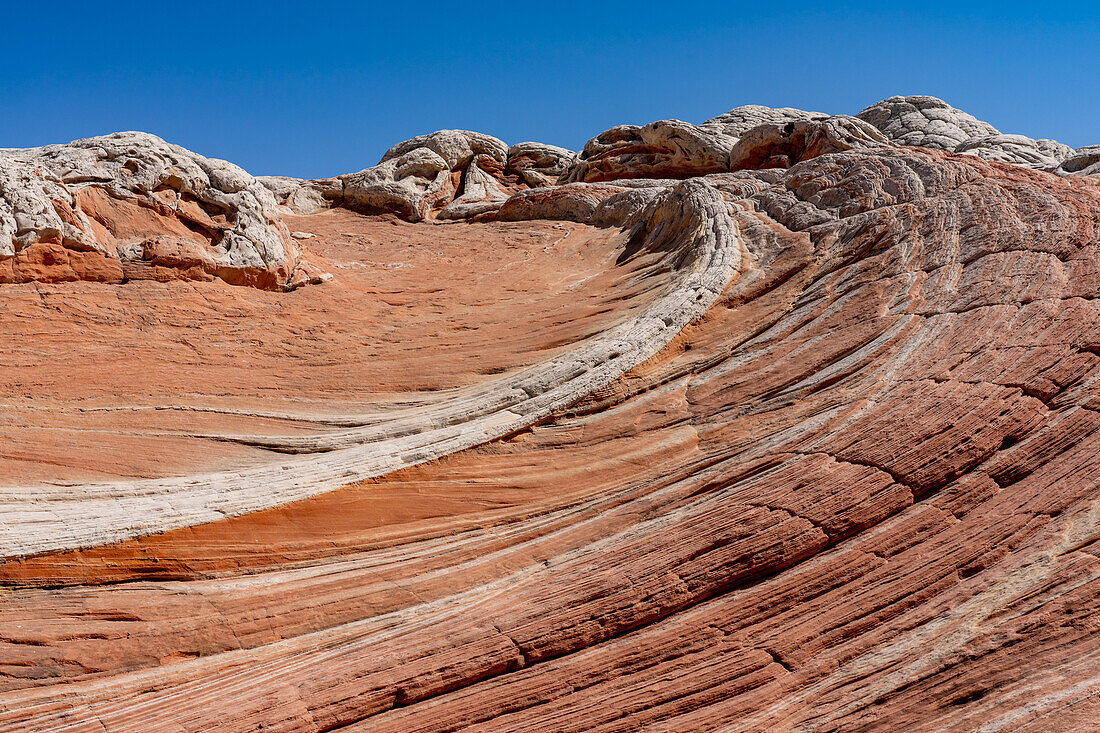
top-left (1, 95), bottom-right (1099, 732)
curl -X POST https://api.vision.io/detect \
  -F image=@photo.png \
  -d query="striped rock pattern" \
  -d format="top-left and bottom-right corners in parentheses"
top-left (2, 98), bottom-right (1100, 732)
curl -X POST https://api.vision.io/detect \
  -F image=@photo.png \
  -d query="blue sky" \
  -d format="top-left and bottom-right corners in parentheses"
top-left (2, 1), bottom-right (1096, 178)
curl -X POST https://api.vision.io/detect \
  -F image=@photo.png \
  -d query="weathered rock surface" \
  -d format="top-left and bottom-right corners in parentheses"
top-left (2, 97), bottom-right (1100, 733)
top-left (857, 94), bottom-right (1001, 150)
top-left (338, 130), bottom-right (512, 221)
top-left (0, 132), bottom-right (316, 289)
top-left (855, 96), bottom-right (1094, 175)
top-left (495, 182), bottom-right (629, 223)
top-left (505, 142), bottom-right (574, 187)
top-left (955, 133), bottom-right (1076, 169)
top-left (729, 115), bottom-right (890, 171)
top-left (256, 175), bottom-right (334, 215)
top-left (1056, 145), bottom-right (1100, 177)
top-left (562, 119), bottom-right (737, 183)
top-left (437, 154), bottom-right (513, 220)
top-left (699, 103), bottom-right (826, 137)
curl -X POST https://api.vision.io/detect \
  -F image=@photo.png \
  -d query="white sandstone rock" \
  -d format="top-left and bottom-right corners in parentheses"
top-left (856, 95), bottom-right (1000, 150)
top-left (729, 115), bottom-right (890, 171)
top-left (505, 142), bottom-right (574, 187)
top-left (340, 130), bottom-right (509, 221)
top-left (0, 131), bottom-right (303, 287)
top-left (700, 104), bottom-right (827, 138)
top-left (1054, 145), bottom-right (1100, 177)
top-left (954, 134), bottom-right (1076, 169)
top-left (562, 119), bottom-right (737, 183)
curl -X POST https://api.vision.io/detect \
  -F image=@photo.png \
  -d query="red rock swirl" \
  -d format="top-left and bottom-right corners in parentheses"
top-left (2, 99), bottom-right (1100, 731)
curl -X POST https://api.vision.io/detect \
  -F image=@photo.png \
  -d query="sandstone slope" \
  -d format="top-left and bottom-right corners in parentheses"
top-left (1, 95), bottom-right (1099, 732)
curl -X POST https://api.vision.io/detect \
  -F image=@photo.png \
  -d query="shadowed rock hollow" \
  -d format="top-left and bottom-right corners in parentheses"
top-left (1, 95), bottom-right (1100, 732)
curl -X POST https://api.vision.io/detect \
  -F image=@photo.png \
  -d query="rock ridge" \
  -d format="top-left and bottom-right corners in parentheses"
top-left (1, 94), bottom-right (1100, 733)
top-left (0, 132), bottom-right (326, 289)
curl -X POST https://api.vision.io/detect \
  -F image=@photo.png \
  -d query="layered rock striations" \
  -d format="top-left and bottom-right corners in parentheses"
top-left (1, 96), bottom-right (1100, 732)
top-left (856, 94), bottom-right (1099, 173)
top-left (855, 94), bottom-right (1001, 149)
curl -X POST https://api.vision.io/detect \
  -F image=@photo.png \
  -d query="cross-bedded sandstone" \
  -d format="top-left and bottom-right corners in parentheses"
top-left (1, 96), bottom-right (1099, 732)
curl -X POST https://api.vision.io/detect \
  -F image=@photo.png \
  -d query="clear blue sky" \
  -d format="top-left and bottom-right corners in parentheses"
top-left (3, 1), bottom-right (1096, 179)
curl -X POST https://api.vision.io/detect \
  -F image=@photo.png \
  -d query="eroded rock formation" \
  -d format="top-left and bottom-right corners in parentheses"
top-left (1, 96), bottom-right (1099, 732)
top-left (856, 94), bottom-right (1001, 150)
top-left (698, 103), bottom-right (827, 137)
top-left (561, 119), bottom-right (737, 183)
top-left (1056, 145), bottom-right (1100, 177)
top-left (954, 133), bottom-right (1076, 168)
top-left (728, 115), bottom-right (890, 171)
top-left (0, 132), bottom-right (323, 289)
top-left (504, 142), bottom-right (574, 187)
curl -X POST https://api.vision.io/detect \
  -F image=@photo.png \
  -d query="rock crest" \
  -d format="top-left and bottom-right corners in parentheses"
top-left (856, 94), bottom-right (1001, 149)
top-left (0, 132), bottom-right (322, 288)
top-left (3, 95), bottom-right (1095, 291)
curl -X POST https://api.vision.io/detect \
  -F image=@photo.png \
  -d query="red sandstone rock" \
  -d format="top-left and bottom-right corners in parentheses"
top-left (2, 102), bottom-right (1100, 733)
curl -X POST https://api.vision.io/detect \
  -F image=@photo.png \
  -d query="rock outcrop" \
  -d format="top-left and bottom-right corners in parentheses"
top-left (504, 142), bottom-right (574, 187)
top-left (954, 133), bottom-right (1076, 168)
top-left (2, 95), bottom-right (1100, 733)
top-left (561, 119), bottom-right (737, 183)
top-left (256, 175), bottom-right (334, 215)
top-left (856, 94), bottom-right (1001, 149)
top-left (1056, 144), bottom-right (1100, 177)
top-left (856, 96), bottom-right (1098, 176)
top-left (729, 115), bottom-right (890, 171)
top-left (338, 130), bottom-right (511, 221)
top-left (494, 182), bottom-right (629, 223)
top-left (0, 132), bottom-right (319, 289)
top-left (698, 103), bottom-right (827, 137)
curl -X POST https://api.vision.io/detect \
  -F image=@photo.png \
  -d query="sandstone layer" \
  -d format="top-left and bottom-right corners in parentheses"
top-left (1, 96), bottom-right (1099, 732)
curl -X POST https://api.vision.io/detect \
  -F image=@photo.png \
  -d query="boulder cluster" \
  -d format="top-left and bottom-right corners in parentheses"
top-left (265, 94), bottom-right (1097, 226)
top-left (3, 95), bottom-right (1094, 289)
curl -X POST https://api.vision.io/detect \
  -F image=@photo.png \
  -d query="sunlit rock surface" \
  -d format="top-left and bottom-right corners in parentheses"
top-left (0, 132), bottom-right (324, 289)
top-left (2, 96), bottom-right (1100, 732)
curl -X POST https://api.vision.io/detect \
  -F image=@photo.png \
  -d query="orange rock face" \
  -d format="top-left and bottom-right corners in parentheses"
top-left (2, 127), bottom-right (1100, 732)
top-left (0, 210), bottom-right (642, 484)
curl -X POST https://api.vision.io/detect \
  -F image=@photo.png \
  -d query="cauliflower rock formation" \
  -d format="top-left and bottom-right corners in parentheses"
top-left (699, 103), bottom-right (828, 137)
top-left (0, 132), bottom-right (324, 289)
top-left (954, 133), bottom-right (1077, 168)
top-left (339, 129), bottom-right (510, 221)
top-left (561, 119), bottom-right (737, 183)
top-left (729, 115), bottom-right (891, 171)
top-left (856, 94), bottom-right (1001, 149)
top-left (1056, 145), bottom-right (1100, 177)
top-left (504, 142), bottom-right (574, 187)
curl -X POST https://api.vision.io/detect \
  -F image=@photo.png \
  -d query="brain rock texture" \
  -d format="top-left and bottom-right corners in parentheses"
top-left (1, 95), bottom-right (1100, 732)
